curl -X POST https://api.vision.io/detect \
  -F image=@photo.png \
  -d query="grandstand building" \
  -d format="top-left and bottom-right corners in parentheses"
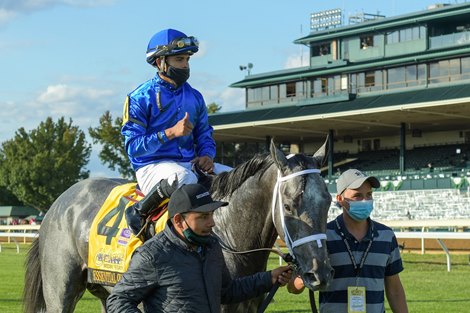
top-left (209, 3), bottom-right (470, 227)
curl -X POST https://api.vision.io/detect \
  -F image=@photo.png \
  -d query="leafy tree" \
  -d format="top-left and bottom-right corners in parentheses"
top-left (0, 185), bottom-right (23, 206)
top-left (206, 102), bottom-right (222, 114)
top-left (0, 117), bottom-right (91, 212)
top-left (88, 111), bottom-right (134, 179)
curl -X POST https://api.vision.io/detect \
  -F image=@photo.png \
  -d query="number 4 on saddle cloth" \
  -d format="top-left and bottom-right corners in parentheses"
top-left (87, 179), bottom-right (175, 286)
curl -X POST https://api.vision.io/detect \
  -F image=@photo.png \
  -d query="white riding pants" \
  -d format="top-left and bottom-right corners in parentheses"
top-left (136, 161), bottom-right (232, 195)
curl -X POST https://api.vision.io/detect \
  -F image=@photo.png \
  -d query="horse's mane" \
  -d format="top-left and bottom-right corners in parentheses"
top-left (210, 153), bottom-right (274, 199)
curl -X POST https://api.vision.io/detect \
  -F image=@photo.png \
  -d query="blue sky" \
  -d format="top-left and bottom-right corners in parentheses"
top-left (0, 0), bottom-right (449, 177)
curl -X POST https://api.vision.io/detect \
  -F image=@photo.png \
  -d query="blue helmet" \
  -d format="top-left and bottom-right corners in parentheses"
top-left (146, 28), bottom-right (199, 66)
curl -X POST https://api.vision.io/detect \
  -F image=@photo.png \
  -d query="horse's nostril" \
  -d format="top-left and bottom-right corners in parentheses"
top-left (304, 273), bottom-right (317, 283)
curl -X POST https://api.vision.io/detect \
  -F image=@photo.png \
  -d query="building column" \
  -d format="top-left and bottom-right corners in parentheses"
top-left (400, 123), bottom-right (406, 175)
top-left (265, 136), bottom-right (271, 152)
top-left (328, 130), bottom-right (334, 179)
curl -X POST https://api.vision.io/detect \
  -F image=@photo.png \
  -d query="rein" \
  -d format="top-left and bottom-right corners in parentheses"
top-left (216, 167), bottom-right (325, 313)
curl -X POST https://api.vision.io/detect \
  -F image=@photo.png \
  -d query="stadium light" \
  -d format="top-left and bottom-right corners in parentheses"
top-left (310, 8), bottom-right (342, 32)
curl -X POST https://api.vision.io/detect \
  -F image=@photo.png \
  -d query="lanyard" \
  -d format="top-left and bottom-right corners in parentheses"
top-left (335, 218), bottom-right (373, 277)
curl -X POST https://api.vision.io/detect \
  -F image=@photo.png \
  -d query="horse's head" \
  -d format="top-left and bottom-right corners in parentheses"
top-left (270, 137), bottom-right (334, 291)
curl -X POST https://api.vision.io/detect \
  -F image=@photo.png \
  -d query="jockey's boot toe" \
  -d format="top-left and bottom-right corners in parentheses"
top-left (125, 206), bottom-right (143, 235)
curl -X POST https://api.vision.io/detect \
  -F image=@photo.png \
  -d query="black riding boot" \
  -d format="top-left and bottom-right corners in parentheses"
top-left (126, 178), bottom-right (177, 236)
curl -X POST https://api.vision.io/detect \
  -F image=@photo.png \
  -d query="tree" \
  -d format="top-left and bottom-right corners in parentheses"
top-left (0, 117), bottom-right (91, 212)
top-left (0, 186), bottom-right (23, 206)
top-left (206, 102), bottom-right (222, 114)
top-left (88, 111), bottom-right (134, 179)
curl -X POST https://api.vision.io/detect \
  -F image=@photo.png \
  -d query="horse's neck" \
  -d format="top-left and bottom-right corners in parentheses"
top-left (215, 171), bottom-right (278, 250)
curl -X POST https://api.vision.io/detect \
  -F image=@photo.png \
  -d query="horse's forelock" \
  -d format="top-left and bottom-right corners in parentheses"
top-left (288, 153), bottom-right (316, 170)
top-left (210, 153), bottom-right (273, 198)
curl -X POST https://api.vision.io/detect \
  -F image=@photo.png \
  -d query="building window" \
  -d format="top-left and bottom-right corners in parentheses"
top-left (320, 43), bottom-right (331, 55)
top-left (365, 71), bottom-right (375, 88)
top-left (286, 82), bottom-right (296, 97)
top-left (449, 59), bottom-right (460, 81)
top-left (405, 65), bottom-right (417, 87)
top-left (313, 78), bottom-right (328, 96)
top-left (269, 85), bottom-right (278, 101)
top-left (247, 88), bottom-right (262, 102)
top-left (386, 26), bottom-right (425, 44)
top-left (311, 42), bottom-right (331, 56)
top-left (387, 67), bottom-right (406, 89)
top-left (360, 35), bottom-right (374, 49)
top-left (417, 64), bottom-right (426, 85)
top-left (429, 60), bottom-right (449, 84)
top-left (295, 81), bottom-right (305, 98)
top-left (461, 57), bottom-right (470, 79)
top-left (261, 86), bottom-right (270, 101)
top-left (386, 31), bottom-right (399, 44)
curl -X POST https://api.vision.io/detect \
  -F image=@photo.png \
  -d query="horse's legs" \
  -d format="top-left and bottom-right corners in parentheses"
top-left (40, 244), bottom-right (88, 313)
top-left (87, 284), bottom-right (110, 313)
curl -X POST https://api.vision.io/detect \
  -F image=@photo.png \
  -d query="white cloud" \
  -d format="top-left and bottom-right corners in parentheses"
top-left (35, 84), bottom-right (115, 117)
top-left (219, 87), bottom-right (245, 112)
top-left (284, 52), bottom-right (310, 69)
top-left (192, 40), bottom-right (207, 58)
top-left (0, 0), bottom-right (117, 25)
top-left (0, 8), bottom-right (16, 25)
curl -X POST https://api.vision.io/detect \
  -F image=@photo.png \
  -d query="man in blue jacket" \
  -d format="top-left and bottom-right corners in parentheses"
top-left (123, 29), bottom-right (231, 234)
top-left (107, 184), bottom-right (292, 313)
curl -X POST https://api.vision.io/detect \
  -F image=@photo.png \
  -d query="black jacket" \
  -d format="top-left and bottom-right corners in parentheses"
top-left (106, 222), bottom-right (273, 313)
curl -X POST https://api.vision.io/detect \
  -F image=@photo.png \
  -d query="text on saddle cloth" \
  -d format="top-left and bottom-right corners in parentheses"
top-left (87, 182), bottom-right (169, 286)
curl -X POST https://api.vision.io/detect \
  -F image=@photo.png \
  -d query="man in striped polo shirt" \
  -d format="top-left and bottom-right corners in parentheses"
top-left (288, 169), bottom-right (408, 313)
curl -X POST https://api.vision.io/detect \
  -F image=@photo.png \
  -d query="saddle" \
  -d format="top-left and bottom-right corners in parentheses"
top-left (87, 167), bottom-right (215, 286)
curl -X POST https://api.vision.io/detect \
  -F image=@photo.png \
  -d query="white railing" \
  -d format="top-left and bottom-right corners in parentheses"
top-left (394, 231), bottom-right (470, 272)
top-left (0, 225), bottom-right (40, 253)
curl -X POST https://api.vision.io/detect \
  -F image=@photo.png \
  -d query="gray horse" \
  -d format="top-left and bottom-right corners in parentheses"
top-left (24, 140), bottom-right (333, 313)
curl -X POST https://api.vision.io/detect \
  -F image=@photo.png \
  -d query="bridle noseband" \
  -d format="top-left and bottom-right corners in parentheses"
top-left (272, 168), bottom-right (327, 259)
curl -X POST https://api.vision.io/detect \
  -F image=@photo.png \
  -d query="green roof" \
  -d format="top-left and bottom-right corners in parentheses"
top-left (0, 206), bottom-right (39, 217)
top-left (209, 83), bottom-right (470, 126)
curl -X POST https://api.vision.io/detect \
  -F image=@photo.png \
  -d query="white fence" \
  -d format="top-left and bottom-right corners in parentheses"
top-left (394, 231), bottom-right (470, 271)
top-left (0, 225), bottom-right (40, 253)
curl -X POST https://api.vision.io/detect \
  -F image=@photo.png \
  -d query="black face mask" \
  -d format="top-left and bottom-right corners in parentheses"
top-left (165, 66), bottom-right (190, 88)
top-left (182, 219), bottom-right (211, 246)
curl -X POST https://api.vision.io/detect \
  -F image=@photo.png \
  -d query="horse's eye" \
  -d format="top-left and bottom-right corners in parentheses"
top-left (284, 204), bottom-right (291, 212)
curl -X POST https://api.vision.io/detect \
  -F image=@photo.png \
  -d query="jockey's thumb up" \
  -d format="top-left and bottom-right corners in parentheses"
top-left (182, 112), bottom-right (193, 133)
top-left (271, 265), bottom-right (293, 286)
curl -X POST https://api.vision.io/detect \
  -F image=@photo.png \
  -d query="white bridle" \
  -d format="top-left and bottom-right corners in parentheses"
top-left (271, 168), bottom-right (327, 258)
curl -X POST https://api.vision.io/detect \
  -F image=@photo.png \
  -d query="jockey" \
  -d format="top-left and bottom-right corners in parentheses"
top-left (123, 28), bottom-right (232, 235)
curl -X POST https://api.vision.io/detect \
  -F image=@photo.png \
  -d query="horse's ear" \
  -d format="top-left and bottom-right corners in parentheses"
top-left (270, 139), bottom-right (288, 170)
top-left (313, 135), bottom-right (329, 167)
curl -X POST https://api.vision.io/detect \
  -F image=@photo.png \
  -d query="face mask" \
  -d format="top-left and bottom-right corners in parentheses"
top-left (182, 221), bottom-right (211, 246)
top-left (346, 200), bottom-right (374, 221)
top-left (165, 66), bottom-right (190, 88)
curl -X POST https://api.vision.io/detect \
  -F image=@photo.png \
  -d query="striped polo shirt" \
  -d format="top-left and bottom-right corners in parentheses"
top-left (319, 214), bottom-right (404, 313)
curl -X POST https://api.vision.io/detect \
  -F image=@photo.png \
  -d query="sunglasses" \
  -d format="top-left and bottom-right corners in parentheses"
top-left (155, 36), bottom-right (199, 54)
top-left (171, 36), bottom-right (199, 49)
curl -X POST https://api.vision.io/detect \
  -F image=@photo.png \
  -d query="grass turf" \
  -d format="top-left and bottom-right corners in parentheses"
top-left (2, 243), bottom-right (470, 313)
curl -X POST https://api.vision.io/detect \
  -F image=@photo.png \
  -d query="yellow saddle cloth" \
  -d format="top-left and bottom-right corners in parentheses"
top-left (87, 182), bottom-right (168, 286)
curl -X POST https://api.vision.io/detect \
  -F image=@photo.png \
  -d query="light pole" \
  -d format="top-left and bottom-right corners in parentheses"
top-left (239, 63), bottom-right (253, 75)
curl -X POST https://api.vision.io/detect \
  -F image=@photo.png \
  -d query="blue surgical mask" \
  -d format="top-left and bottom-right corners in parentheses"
top-left (346, 200), bottom-right (374, 221)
